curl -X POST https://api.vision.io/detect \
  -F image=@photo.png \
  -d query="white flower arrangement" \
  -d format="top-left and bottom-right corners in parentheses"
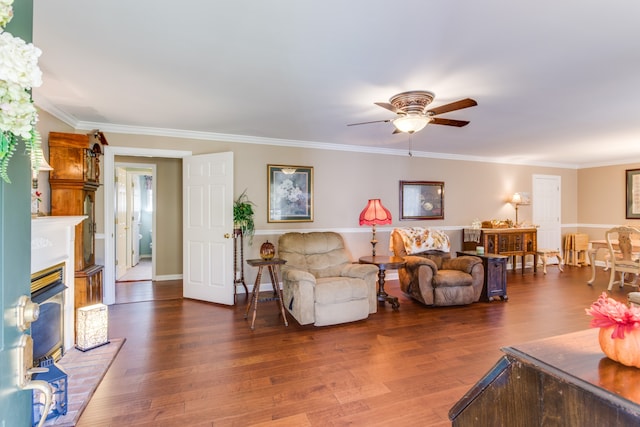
top-left (0, 0), bottom-right (13, 28)
top-left (276, 179), bottom-right (303, 203)
top-left (0, 0), bottom-right (43, 183)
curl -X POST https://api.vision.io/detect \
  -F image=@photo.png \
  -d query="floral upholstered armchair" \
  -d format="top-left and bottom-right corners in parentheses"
top-left (390, 228), bottom-right (484, 306)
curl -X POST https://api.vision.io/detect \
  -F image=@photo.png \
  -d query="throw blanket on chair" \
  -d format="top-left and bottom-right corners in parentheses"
top-left (391, 227), bottom-right (451, 254)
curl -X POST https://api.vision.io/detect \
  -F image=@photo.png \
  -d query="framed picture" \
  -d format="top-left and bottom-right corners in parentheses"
top-left (268, 165), bottom-right (314, 222)
top-left (399, 180), bottom-right (444, 220)
top-left (626, 168), bottom-right (640, 219)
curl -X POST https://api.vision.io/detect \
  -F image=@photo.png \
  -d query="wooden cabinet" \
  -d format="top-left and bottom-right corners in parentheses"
top-left (450, 329), bottom-right (640, 426)
top-left (457, 251), bottom-right (508, 301)
top-left (49, 132), bottom-right (104, 311)
top-left (463, 228), bottom-right (537, 273)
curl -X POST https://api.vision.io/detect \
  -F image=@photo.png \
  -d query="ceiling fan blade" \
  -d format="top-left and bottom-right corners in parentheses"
top-left (374, 102), bottom-right (398, 113)
top-left (427, 98), bottom-right (477, 116)
top-left (431, 117), bottom-right (470, 127)
top-left (347, 119), bottom-right (391, 127)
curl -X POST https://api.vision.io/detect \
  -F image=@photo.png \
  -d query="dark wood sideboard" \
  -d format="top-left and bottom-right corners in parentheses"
top-left (449, 329), bottom-right (640, 426)
top-left (463, 227), bottom-right (537, 274)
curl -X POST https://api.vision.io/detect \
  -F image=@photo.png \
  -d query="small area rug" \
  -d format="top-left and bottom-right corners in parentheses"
top-left (42, 338), bottom-right (125, 426)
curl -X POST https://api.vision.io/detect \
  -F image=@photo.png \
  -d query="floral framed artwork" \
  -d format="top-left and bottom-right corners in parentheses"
top-left (399, 180), bottom-right (444, 220)
top-left (268, 165), bottom-right (314, 222)
top-left (626, 168), bottom-right (640, 219)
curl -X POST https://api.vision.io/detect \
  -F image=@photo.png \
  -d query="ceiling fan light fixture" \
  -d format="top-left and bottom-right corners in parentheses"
top-left (392, 115), bottom-right (431, 133)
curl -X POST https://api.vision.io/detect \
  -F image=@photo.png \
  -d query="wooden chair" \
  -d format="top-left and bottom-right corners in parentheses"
top-left (606, 226), bottom-right (640, 291)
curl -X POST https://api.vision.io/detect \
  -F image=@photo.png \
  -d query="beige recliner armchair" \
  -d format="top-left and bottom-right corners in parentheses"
top-left (390, 228), bottom-right (484, 306)
top-left (278, 232), bottom-right (379, 326)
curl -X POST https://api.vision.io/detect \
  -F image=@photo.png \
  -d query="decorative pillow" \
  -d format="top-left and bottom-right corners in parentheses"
top-left (392, 227), bottom-right (451, 254)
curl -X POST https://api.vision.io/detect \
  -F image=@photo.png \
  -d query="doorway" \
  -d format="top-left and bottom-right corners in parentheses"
top-left (115, 163), bottom-right (155, 283)
top-left (103, 147), bottom-right (191, 305)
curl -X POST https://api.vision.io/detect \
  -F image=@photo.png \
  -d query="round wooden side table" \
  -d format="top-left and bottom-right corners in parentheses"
top-left (358, 255), bottom-right (404, 311)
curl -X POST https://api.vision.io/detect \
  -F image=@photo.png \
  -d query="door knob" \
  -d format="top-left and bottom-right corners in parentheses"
top-left (16, 295), bottom-right (40, 332)
top-left (224, 233), bottom-right (231, 239)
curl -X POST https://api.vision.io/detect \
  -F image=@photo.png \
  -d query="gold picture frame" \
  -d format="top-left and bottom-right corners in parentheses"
top-left (626, 168), bottom-right (640, 219)
top-left (267, 165), bottom-right (314, 222)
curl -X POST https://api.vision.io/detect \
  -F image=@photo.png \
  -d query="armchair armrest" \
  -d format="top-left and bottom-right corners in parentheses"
top-left (281, 268), bottom-right (316, 326)
top-left (282, 268), bottom-right (316, 285)
top-left (341, 263), bottom-right (379, 280)
top-left (443, 256), bottom-right (482, 274)
top-left (342, 263), bottom-right (379, 314)
top-left (398, 255), bottom-right (438, 304)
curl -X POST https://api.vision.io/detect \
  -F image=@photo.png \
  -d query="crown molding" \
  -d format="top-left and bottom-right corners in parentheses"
top-left (35, 102), bottom-right (587, 169)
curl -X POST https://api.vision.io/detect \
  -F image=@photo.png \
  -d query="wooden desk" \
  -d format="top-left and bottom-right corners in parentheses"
top-left (462, 227), bottom-right (537, 274)
top-left (245, 258), bottom-right (288, 330)
top-left (358, 255), bottom-right (404, 310)
top-left (450, 329), bottom-right (640, 426)
top-left (587, 239), bottom-right (640, 284)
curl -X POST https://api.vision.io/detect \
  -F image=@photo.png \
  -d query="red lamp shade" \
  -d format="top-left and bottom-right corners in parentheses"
top-left (359, 199), bottom-right (391, 257)
top-left (359, 199), bottom-right (392, 225)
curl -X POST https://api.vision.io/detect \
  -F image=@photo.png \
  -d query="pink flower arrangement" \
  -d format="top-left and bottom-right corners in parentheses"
top-left (586, 292), bottom-right (640, 339)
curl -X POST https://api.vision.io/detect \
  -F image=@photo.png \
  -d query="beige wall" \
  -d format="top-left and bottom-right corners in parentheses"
top-left (578, 163), bottom-right (640, 242)
top-left (35, 109), bottom-right (74, 214)
top-left (97, 133), bottom-right (580, 275)
top-left (36, 111), bottom-right (597, 279)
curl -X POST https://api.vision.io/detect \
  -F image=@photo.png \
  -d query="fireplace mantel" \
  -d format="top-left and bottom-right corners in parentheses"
top-left (32, 216), bottom-right (85, 352)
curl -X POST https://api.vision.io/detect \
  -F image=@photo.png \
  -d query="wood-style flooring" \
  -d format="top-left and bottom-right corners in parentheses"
top-left (80, 265), bottom-right (632, 426)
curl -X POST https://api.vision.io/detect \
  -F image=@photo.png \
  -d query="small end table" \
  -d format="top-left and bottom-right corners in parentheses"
top-left (358, 255), bottom-right (404, 311)
top-left (245, 258), bottom-right (289, 330)
top-left (457, 251), bottom-right (508, 302)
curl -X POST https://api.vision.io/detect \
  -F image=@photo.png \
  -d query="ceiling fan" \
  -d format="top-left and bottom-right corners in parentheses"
top-left (348, 90), bottom-right (477, 134)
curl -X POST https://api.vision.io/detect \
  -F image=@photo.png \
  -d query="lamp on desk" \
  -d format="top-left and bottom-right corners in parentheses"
top-left (359, 199), bottom-right (392, 256)
top-left (511, 192), bottom-right (530, 225)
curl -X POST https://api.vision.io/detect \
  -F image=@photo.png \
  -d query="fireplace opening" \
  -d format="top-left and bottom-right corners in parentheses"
top-left (31, 262), bottom-right (66, 366)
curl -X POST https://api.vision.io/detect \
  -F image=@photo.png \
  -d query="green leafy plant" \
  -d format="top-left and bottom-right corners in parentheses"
top-left (233, 189), bottom-right (256, 244)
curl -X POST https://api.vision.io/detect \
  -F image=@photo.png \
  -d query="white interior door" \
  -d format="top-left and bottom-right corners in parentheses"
top-left (130, 173), bottom-right (142, 266)
top-left (533, 174), bottom-right (562, 251)
top-left (115, 167), bottom-right (128, 280)
top-left (183, 151), bottom-right (234, 305)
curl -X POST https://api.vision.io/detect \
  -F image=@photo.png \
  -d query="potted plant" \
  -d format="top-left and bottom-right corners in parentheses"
top-left (233, 189), bottom-right (256, 244)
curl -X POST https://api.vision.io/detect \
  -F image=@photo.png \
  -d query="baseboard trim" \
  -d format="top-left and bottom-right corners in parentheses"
top-left (155, 274), bottom-right (183, 281)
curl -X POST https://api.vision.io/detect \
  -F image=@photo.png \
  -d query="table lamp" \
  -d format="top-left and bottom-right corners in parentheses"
top-left (511, 192), bottom-right (530, 225)
top-left (359, 199), bottom-right (392, 256)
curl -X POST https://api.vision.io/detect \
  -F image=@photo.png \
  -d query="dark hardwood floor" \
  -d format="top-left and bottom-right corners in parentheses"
top-left (115, 279), bottom-right (183, 304)
top-left (80, 265), bottom-right (632, 426)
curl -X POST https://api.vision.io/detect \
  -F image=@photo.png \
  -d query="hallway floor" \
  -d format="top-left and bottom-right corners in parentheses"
top-left (116, 258), bottom-right (151, 282)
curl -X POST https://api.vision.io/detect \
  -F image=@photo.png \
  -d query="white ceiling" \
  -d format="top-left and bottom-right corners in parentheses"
top-left (32, 0), bottom-right (640, 168)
